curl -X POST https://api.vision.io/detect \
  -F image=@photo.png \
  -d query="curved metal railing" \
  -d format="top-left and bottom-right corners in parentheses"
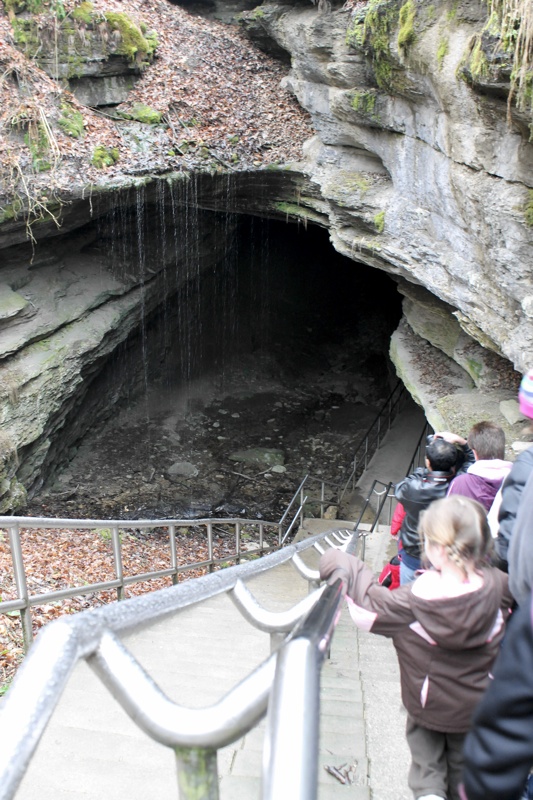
top-left (0, 527), bottom-right (352, 800)
top-left (278, 381), bottom-right (408, 528)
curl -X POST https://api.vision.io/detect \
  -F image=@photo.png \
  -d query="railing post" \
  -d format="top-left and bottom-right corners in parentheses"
top-left (235, 521), bottom-right (241, 565)
top-left (299, 486), bottom-right (305, 528)
top-left (270, 631), bottom-right (286, 653)
top-left (111, 525), bottom-right (125, 601)
top-left (320, 482), bottom-right (325, 519)
top-left (8, 522), bottom-right (33, 652)
top-left (264, 638), bottom-right (319, 800)
top-left (207, 523), bottom-right (214, 572)
top-left (170, 525), bottom-right (178, 585)
top-left (259, 523), bottom-right (264, 553)
top-left (174, 746), bottom-right (219, 800)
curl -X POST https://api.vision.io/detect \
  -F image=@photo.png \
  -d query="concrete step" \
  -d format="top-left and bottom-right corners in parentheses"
top-left (14, 561), bottom-right (372, 800)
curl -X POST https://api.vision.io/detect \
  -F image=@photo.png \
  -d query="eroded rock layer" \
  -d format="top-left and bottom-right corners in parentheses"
top-left (1, 0), bottom-right (532, 510)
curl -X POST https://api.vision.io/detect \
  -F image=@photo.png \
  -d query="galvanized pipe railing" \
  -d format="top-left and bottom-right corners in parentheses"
top-left (339, 381), bottom-right (406, 503)
top-left (283, 383), bottom-right (407, 524)
top-left (405, 420), bottom-right (434, 476)
top-left (344, 479), bottom-right (394, 558)
top-left (0, 515), bottom-right (282, 652)
top-left (0, 530), bottom-right (340, 800)
top-left (263, 578), bottom-right (346, 800)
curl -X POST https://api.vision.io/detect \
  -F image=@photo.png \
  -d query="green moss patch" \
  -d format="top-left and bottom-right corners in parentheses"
top-left (127, 103), bottom-right (162, 124)
top-left (525, 190), bottom-right (533, 227)
top-left (0, 199), bottom-right (24, 224)
top-left (397, 0), bottom-right (415, 52)
top-left (104, 11), bottom-right (158, 65)
top-left (91, 145), bottom-right (120, 168)
top-left (58, 103), bottom-right (84, 137)
top-left (346, 0), bottom-right (407, 92)
top-left (374, 210), bottom-right (385, 232)
top-left (71, 1), bottom-right (95, 23)
top-left (437, 37), bottom-right (448, 69)
top-left (351, 90), bottom-right (378, 116)
top-left (24, 122), bottom-right (52, 172)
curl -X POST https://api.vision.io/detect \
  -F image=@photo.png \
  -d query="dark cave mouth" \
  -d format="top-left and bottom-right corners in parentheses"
top-left (24, 211), bottom-right (404, 521)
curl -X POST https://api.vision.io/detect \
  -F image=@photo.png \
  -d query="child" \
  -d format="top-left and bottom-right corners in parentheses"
top-left (319, 495), bottom-right (513, 800)
top-left (377, 501), bottom-right (406, 590)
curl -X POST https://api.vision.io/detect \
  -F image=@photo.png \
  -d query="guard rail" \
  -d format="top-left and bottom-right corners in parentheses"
top-left (0, 527), bottom-right (352, 800)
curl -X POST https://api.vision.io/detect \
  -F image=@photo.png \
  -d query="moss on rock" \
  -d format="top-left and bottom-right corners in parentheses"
top-left (127, 103), bottom-right (162, 124)
top-left (346, 0), bottom-right (408, 92)
top-left (525, 190), bottom-right (533, 227)
top-left (91, 145), bottom-right (120, 168)
top-left (373, 210), bottom-right (385, 232)
top-left (58, 103), bottom-right (85, 138)
top-left (397, 0), bottom-right (415, 52)
top-left (104, 11), bottom-right (158, 65)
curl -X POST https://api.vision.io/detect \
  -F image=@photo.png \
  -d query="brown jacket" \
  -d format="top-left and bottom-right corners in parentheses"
top-left (319, 550), bottom-right (513, 733)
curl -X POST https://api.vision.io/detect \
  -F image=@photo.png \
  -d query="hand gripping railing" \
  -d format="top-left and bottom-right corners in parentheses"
top-left (0, 528), bottom-right (352, 800)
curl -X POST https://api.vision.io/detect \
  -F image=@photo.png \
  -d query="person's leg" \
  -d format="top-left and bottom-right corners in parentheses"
top-left (400, 559), bottom-right (418, 585)
top-left (445, 731), bottom-right (466, 800)
top-left (405, 716), bottom-right (447, 799)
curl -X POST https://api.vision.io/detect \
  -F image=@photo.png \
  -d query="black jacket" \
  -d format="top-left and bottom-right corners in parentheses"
top-left (461, 594), bottom-right (533, 800)
top-left (394, 445), bottom-right (474, 559)
top-left (497, 445), bottom-right (533, 565)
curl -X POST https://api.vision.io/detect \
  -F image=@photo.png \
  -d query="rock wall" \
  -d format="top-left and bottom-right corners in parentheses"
top-left (240, 0), bottom-right (531, 435)
top-left (0, 184), bottom-right (241, 510)
top-left (1, 0), bottom-right (533, 510)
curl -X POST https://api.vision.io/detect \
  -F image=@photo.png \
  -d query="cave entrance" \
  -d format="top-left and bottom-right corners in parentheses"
top-left (27, 211), bottom-right (403, 522)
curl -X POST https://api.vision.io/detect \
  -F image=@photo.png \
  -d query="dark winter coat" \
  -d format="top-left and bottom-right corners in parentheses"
top-left (394, 444), bottom-right (474, 559)
top-left (497, 444), bottom-right (533, 565)
top-left (508, 470), bottom-right (533, 607)
top-left (319, 549), bottom-right (512, 734)
top-left (460, 594), bottom-right (533, 800)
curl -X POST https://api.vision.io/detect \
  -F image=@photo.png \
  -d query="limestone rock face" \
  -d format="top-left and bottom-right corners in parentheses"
top-left (0, 197), bottom-right (236, 509)
top-left (242, 0), bottom-right (533, 376)
top-left (10, 6), bottom-right (157, 106)
top-left (1, 0), bottom-right (533, 511)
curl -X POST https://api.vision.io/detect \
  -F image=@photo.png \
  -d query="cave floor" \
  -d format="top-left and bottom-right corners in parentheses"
top-left (26, 350), bottom-right (386, 523)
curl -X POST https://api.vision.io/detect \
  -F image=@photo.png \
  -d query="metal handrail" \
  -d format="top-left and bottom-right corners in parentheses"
top-left (339, 381), bottom-right (406, 502)
top-left (276, 382), bottom-right (407, 527)
top-left (263, 577), bottom-right (345, 800)
top-left (0, 380), bottom-right (411, 652)
top-left (344, 478), bottom-right (394, 558)
top-left (0, 514), bottom-right (282, 651)
top-left (404, 420), bottom-right (433, 476)
top-left (0, 528), bottom-right (347, 800)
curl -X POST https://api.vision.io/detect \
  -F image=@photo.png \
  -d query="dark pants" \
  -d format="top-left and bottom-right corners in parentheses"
top-left (406, 715), bottom-right (466, 800)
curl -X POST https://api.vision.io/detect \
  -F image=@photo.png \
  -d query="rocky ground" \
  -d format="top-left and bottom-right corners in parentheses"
top-left (2, 342), bottom-right (390, 688)
top-left (25, 348), bottom-right (386, 523)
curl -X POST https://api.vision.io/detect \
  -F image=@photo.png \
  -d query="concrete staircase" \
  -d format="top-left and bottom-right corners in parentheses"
top-left (12, 400), bottom-right (422, 800)
top-left (294, 518), bottom-right (411, 800)
top-left (15, 549), bottom-right (372, 800)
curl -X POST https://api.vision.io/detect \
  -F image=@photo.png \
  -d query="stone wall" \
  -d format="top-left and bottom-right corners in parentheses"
top-left (240, 0), bottom-right (531, 437)
top-left (1, 0), bottom-right (532, 510)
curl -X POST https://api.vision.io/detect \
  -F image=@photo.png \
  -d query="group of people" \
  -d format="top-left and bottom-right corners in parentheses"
top-left (319, 369), bottom-right (533, 800)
